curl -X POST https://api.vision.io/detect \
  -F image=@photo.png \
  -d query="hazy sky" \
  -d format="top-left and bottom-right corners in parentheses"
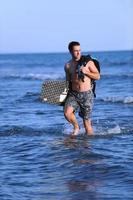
top-left (0, 0), bottom-right (132, 53)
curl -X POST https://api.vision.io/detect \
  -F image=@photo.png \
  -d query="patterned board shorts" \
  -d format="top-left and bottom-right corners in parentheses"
top-left (64, 90), bottom-right (94, 120)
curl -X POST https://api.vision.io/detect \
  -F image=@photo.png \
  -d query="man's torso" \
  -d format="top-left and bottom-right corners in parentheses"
top-left (67, 60), bottom-right (92, 92)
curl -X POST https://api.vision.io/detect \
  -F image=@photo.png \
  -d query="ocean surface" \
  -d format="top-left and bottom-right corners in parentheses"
top-left (0, 51), bottom-right (133, 200)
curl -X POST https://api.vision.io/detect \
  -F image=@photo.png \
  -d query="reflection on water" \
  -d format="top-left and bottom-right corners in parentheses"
top-left (64, 135), bottom-right (91, 149)
top-left (67, 180), bottom-right (88, 192)
top-left (73, 159), bottom-right (99, 165)
top-left (67, 179), bottom-right (103, 199)
top-left (63, 135), bottom-right (104, 199)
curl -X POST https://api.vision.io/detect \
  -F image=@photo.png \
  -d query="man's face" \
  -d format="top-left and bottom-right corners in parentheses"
top-left (71, 45), bottom-right (81, 61)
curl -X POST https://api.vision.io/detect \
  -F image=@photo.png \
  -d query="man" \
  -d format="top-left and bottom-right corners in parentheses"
top-left (64, 41), bottom-right (100, 136)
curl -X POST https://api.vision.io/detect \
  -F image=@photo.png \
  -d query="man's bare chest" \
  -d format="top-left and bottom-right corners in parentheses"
top-left (69, 64), bottom-right (78, 79)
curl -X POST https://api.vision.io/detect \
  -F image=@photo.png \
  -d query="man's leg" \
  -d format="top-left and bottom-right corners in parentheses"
top-left (83, 119), bottom-right (93, 135)
top-left (79, 91), bottom-right (94, 135)
top-left (64, 106), bottom-right (80, 135)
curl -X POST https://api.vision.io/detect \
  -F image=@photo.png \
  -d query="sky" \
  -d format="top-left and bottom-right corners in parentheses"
top-left (0, 0), bottom-right (132, 53)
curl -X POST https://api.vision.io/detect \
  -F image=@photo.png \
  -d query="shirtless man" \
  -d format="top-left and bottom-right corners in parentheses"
top-left (64, 41), bottom-right (100, 136)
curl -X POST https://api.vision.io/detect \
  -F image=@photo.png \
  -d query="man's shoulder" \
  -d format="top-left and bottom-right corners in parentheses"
top-left (66, 59), bottom-right (72, 65)
top-left (65, 60), bottom-right (72, 68)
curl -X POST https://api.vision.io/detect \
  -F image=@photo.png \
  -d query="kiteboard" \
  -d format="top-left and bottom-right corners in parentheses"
top-left (40, 80), bottom-right (68, 106)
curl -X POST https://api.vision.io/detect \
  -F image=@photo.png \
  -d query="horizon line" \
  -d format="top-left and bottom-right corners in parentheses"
top-left (0, 49), bottom-right (132, 55)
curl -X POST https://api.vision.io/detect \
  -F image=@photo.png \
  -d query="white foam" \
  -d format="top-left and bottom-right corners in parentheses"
top-left (101, 96), bottom-right (133, 104)
top-left (123, 96), bottom-right (133, 104)
top-left (107, 125), bottom-right (121, 134)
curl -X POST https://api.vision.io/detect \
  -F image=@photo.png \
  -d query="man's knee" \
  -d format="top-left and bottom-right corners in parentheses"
top-left (64, 107), bottom-right (74, 119)
top-left (64, 110), bottom-right (71, 119)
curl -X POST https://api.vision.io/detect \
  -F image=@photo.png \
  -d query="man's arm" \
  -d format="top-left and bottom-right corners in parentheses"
top-left (81, 60), bottom-right (100, 80)
top-left (64, 63), bottom-right (71, 89)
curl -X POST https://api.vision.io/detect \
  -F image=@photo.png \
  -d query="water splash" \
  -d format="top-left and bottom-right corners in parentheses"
top-left (63, 121), bottom-right (122, 137)
top-left (93, 121), bottom-right (122, 137)
top-left (107, 125), bottom-right (121, 134)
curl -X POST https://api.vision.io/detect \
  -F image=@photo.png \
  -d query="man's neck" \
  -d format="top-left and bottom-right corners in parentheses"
top-left (72, 57), bottom-right (80, 62)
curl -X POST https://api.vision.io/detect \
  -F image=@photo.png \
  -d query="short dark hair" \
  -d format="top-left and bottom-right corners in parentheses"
top-left (68, 41), bottom-right (80, 52)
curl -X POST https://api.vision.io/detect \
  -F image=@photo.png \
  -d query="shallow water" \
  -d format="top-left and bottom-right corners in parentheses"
top-left (0, 51), bottom-right (133, 199)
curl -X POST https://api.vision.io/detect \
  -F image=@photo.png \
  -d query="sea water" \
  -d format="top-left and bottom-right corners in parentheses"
top-left (0, 51), bottom-right (133, 199)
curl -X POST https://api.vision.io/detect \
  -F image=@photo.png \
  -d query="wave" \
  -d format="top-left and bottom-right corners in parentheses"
top-left (101, 73), bottom-right (133, 78)
top-left (101, 54), bottom-right (133, 66)
top-left (1, 72), bottom-right (133, 81)
top-left (0, 125), bottom-right (63, 137)
top-left (105, 60), bottom-right (133, 66)
top-left (0, 73), bottom-right (64, 81)
top-left (16, 92), bottom-right (40, 103)
top-left (99, 96), bottom-right (133, 104)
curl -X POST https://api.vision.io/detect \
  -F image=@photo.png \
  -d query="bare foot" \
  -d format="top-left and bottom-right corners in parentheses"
top-left (86, 132), bottom-right (93, 136)
top-left (71, 128), bottom-right (80, 136)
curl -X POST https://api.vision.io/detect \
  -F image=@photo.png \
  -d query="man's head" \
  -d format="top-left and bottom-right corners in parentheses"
top-left (68, 41), bottom-right (81, 61)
